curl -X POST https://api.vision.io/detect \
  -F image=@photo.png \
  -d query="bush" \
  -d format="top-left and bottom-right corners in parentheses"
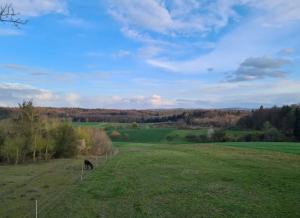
top-left (111, 130), bottom-right (121, 139)
top-left (131, 122), bottom-right (139, 128)
top-left (263, 127), bottom-right (283, 142)
top-left (90, 129), bottom-right (112, 155)
top-left (262, 121), bottom-right (284, 141)
top-left (238, 133), bottom-right (263, 142)
top-left (185, 134), bottom-right (210, 143)
top-left (185, 134), bottom-right (198, 142)
top-left (212, 130), bottom-right (227, 142)
top-left (52, 124), bottom-right (78, 158)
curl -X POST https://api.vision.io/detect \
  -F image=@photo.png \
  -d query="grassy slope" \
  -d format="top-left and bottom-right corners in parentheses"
top-left (216, 142), bottom-right (300, 155)
top-left (2, 122), bottom-right (300, 217)
top-left (0, 157), bottom-right (106, 218)
top-left (42, 143), bottom-right (300, 218)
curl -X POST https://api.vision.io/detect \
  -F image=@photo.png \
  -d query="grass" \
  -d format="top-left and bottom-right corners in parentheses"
top-left (1, 142), bottom-right (300, 217)
top-left (216, 142), bottom-right (300, 155)
top-left (0, 157), bottom-right (106, 218)
top-left (72, 122), bottom-right (264, 144)
top-left (111, 128), bottom-right (175, 143)
top-left (45, 143), bottom-right (300, 217)
top-left (2, 123), bottom-right (300, 217)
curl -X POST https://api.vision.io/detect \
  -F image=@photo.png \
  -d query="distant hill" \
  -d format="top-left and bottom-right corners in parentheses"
top-left (0, 107), bottom-right (250, 127)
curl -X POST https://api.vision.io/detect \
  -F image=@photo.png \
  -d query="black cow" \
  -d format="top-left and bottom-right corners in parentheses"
top-left (84, 159), bottom-right (94, 170)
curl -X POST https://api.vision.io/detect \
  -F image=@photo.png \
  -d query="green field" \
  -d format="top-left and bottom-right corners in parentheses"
top-left (73, 122), bottom-right (265, 144)
top-left (1, 141), bottom-right (300, 218)
top-left (216, 142), bottom-right (300, 155)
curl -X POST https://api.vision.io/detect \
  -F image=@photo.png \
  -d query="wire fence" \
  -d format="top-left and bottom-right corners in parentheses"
top-left (0, 148), bottom-right (119, 218)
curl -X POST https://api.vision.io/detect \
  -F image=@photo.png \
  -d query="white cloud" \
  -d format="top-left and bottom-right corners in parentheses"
top-left (108, 0), bottom-right (239, 35)
top-left (171, 79), bottom-right (300, 108)
top-left (107, 0), bottom-right (300, 74)
top-left (1, 79), bottom-right (300, 109)
top-left (92, 94), bottom-right (175, 108)
top-left (244, 0), bottom-right (300, 25)
top-left (0, 83), bottom-right (58, 106)
top-left (108, 0), bottom-right (300, 36)
top-left (0, 0), bottom-right (67, 16)
top-left (64, 93), bottom-right (80, 107)
top-left (146, 16), bottom-right (297, 74)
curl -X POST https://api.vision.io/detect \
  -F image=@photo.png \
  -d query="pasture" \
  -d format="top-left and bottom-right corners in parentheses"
top-left (73, 121), bottom-right (264, 144)
top-left (1, 140), bottom-right (300, 217)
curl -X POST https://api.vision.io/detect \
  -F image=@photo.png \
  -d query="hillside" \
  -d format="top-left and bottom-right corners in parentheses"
top-left (0, 107), bottom-right (250, 127)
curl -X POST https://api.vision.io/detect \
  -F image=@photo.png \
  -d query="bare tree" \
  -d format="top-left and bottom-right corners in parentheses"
top-left (0, 4), bottom-right (26, 27)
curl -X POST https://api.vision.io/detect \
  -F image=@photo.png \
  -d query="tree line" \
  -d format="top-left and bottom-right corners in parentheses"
top-left (0, 101), bottom-right (112, 164)
top-left (238, 105), bottom-right (300, 141)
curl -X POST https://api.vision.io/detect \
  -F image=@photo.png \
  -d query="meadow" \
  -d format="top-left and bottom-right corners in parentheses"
top-left (1, 123), bottom-right (300, 217)
top-left (73, 121), bottom-right (264, 144)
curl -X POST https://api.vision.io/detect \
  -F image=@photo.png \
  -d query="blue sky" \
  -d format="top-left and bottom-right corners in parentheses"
top-left (0, 0), bottom-right (300, 109)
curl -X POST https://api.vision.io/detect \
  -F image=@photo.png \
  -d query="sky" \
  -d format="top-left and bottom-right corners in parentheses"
top-left (0, 0), bottom-right (300, 109)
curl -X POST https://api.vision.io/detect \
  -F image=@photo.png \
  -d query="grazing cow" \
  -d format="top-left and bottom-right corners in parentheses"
top-left (84, 159), bottom-right (94, 170)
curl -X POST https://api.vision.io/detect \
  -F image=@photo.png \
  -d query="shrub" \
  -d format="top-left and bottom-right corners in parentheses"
top-left (52, 124), bottom-right (78, 158)
top-left (185, 134), bottom-right (197, 142)
top-left (207, 127), bottom-right (215, 139)
top-left (212, 130), bottom-right (227, 142)
top-left (262, 121), bottom-right (283, 141)
top-left (263, 127), bottom-right (283, 142)
top-left (185, 134), bottom-right (210, 143)
top-left (90, 129), bottom-right (112, 155)
top-left (111, 130), bottom-right (121, 139)
top-left (237, 132), bottom-right (264, 142)
top-left (131, 122), bottom-right (139, 128)
top-left (166, 135), bottom-right (174, 141)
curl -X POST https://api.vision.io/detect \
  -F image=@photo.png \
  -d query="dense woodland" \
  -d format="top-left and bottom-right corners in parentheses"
top-left (238, 105), bottom-right (300, 141)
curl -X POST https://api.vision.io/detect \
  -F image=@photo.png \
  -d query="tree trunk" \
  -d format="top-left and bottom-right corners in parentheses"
top-left (15, 148), bottom-right (19, 165)
top-left (45, 145), bottom-right (48, 161)
top-left (33, 135), bottom-right (37, 162)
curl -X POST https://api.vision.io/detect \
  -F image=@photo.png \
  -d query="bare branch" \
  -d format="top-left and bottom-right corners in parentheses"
top-left (0, 4), bottom-right (27, 28)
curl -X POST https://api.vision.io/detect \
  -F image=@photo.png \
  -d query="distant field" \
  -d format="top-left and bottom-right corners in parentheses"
top-left (72, 122), bottom-right (127, 128)
top-left (72, 122), bottom-right (264, 144)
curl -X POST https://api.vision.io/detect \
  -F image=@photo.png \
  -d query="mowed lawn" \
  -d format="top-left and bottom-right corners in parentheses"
top-left (0, 142), bottom-right (295, 217)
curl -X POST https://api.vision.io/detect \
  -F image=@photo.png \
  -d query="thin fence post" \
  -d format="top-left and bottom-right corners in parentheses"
top-left (81, 164), bottom-right (83, 181)
top-left (35, 199), bottom-right (38, 218)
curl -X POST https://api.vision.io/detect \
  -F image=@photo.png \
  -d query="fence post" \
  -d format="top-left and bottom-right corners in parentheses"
top-left (35, 199), bottom-right (38, 218)
top-left (81, 164), bottom-right (83, 181)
